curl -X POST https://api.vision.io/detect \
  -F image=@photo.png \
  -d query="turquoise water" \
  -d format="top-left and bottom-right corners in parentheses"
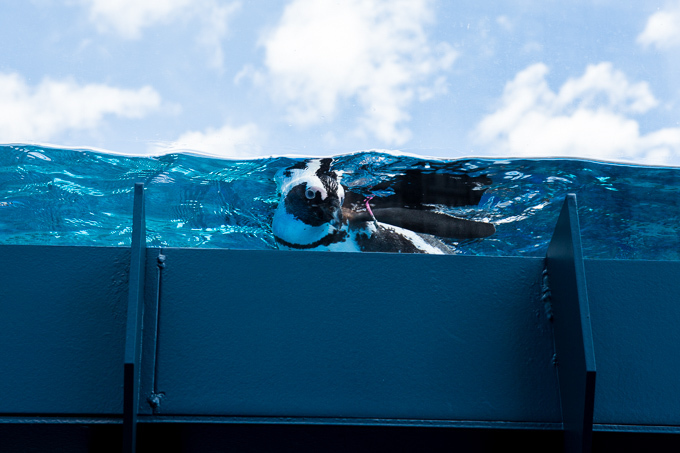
top-left (1, 144), bottom-right (679, 260)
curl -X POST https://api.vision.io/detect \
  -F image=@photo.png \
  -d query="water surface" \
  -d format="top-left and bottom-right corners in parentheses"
top-left (1, 144), bottom-right (678, 260)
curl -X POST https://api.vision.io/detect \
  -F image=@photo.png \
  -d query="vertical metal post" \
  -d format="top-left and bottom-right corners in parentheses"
top-left (124, 183), bottom-right (146, 453)
top-left (546, 194), bottom-right (597, 453)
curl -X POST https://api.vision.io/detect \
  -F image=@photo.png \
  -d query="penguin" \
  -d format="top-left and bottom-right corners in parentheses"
top-left (272, 158), bottom-right (495, 254)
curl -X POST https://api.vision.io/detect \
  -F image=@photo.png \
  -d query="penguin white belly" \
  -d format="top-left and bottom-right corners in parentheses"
top-left (272, 207), bottom-right (330, 246)
top-left (273, 204), bottom-right (359, 251)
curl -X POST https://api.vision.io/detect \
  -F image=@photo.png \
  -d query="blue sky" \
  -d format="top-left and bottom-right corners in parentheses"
top-left (1, 0), bottom-right (679, 165)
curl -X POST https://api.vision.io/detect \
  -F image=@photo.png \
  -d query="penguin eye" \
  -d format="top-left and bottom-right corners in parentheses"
top-left (305, 188), bottom-right (316, 200)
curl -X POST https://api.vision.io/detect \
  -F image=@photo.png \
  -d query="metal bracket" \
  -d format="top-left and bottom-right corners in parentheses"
top-left (546, 194), bottom-right (597, 453)
top-left (123, 183), bottom-right (146, 453)
top-left (145, 251), bottom-right (165, 414)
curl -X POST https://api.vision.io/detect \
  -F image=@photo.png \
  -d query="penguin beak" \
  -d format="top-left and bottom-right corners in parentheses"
top-left (322, 198), bottom-right (343, 229)
top-left (330, 208), bottom-right (343, 229)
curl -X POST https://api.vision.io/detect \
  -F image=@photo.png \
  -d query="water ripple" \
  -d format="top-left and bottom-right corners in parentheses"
top-left (0, 144), bottom-right (678, 260)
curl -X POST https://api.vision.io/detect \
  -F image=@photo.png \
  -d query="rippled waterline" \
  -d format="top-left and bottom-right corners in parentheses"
top-left (1, 144), bottom-right (679, 260)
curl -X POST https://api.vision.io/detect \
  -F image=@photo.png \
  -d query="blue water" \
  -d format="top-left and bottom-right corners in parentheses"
top-left (1, 144), bottom-right (679, 260)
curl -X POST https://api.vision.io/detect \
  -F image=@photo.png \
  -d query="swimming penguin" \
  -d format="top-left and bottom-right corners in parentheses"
top-left (272, 158), bottom-right (495, 254)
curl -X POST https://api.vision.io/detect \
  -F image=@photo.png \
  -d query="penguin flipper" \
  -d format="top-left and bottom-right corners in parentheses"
top-left (371, 171), bottom-right (492, 208)
top-left (369, 208), bottom-right (495, 239)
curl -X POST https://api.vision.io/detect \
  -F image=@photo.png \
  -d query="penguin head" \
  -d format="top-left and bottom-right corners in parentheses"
top-left (282, 179), bottom-right (344, 228)
top-left (273, 158), bottom-right (346, 247)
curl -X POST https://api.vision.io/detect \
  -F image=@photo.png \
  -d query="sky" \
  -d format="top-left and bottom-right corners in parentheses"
top-left (1, 0), bottom-right (679, 165)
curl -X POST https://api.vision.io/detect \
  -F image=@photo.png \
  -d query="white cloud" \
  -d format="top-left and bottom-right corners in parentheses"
top-left (151, 122), bottom-right (261, 158)
top-left (637, 2), bottom-right (680, 50)
top-left (80, 0), bottom-right (240, 69)
top-left (0, 72), bottom-right (161, 143)
top-left (196, 2), bottom-right (241, 70)
top-left (554, 62), bottom-right (658, 114)
top-left (255, 0), bottom-right (457, 145)
top-left (82, 0), bottom-right (193, 39)
top-left (473, 63), bottom-right (680, 166)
